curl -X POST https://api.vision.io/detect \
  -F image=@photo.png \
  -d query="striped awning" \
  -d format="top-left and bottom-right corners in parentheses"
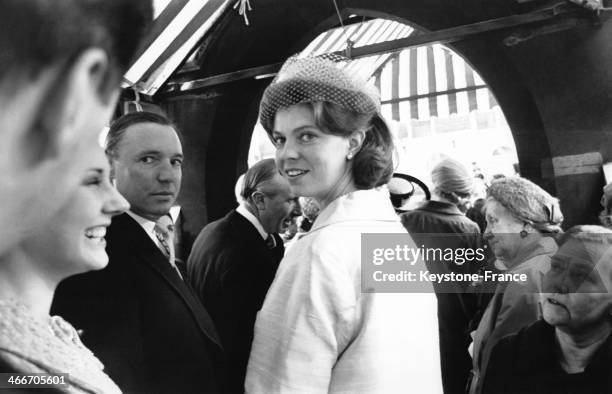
top-left (299, 18), bottom-right (414, 81)
top-left (123, 0), bottom-right (233, 96)
top-left (298, 18), bottom-right (499, 121)
top-left (375, 45), bottom-right (499, 121)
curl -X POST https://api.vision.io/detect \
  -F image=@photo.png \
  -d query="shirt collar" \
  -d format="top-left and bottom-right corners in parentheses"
top-left (126, 211), bottom-right (158, 243)
top-left (236, 204), bottom-right (267, 240)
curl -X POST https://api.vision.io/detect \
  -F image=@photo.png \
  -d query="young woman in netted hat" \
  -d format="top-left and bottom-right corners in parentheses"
top-left (468, 176), bottom-right (564, 394)
top-left (245, 56), bottom-right (443, 393)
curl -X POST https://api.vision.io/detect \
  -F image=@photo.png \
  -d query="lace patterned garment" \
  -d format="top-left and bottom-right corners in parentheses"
top-left (0, 299), bottom-right (121, 394)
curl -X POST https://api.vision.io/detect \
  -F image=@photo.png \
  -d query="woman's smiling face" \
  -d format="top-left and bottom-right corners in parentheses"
top-left (272, 104), bottom-right (354, 207)
top-left (23, 148), bottom-right (129, 279)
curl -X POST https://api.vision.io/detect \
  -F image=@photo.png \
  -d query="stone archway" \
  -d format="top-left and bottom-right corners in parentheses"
top-left (157, 0), bottom-right (612, 247)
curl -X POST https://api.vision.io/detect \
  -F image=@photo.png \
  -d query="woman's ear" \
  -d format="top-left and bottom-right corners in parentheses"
top-left (524, 222), bottom-right (537, 233)
top-left (22, 48), bottom-right (112, 167)
top-left (53, 48), bottom-right (111, 150)
top-left (347, 129), bottom-right (366, 158)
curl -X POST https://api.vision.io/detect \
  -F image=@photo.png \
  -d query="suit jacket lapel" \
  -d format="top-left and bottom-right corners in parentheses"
top-left (112, 214), bottom-right (223, 349)
top-left (229, 210), bottom-right (283, 265)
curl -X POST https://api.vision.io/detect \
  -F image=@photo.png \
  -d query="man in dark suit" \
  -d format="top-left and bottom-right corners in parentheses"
top-left (188, 158), bottom-right (295, 393)
top-left (52, 112), bottom-right (223, 393)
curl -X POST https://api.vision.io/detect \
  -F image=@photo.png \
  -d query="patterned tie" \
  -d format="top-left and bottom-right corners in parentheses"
top-left (154, 215), bottom-right (182, 280)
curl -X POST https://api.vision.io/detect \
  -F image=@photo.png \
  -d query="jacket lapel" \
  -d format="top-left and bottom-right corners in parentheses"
top-left (228, 210), bottom-right (282, 264)
top-left (112, 214), bottom-right (223, 349)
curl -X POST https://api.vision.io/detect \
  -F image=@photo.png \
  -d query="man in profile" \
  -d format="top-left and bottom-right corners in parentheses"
top-left (53, 112), bottom-right (224, 393)
top-left (188, 158), bottom-right (295, 393)
top-left (0, 0), bottom-right (151, 256)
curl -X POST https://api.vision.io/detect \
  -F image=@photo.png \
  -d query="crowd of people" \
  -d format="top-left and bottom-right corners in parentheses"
top-left (1, 2), bottom-right (612, 394)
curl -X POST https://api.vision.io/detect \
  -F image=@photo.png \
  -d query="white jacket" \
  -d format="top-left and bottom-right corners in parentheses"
top-left (246, 188), bottom-right (443, 393)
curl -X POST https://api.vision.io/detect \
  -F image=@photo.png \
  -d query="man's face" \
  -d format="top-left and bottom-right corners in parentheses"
top-left (111, 122), bottom-right (183, 221)
top-left (258, 173), bottom-right (296, 234)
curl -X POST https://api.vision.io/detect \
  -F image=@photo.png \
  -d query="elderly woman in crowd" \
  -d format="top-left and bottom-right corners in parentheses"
top-left (468, 176), bottom-right (563, 394)
top-left (245, 55), bottom-right (442, 393)
top-left (483, 225), bottom-right (612, 393)
top-left (0, 147), bottom-right (129, 393)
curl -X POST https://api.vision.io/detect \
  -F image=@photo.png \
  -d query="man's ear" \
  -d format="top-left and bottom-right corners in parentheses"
top-left (348, 129), bottom-right (366, 157)
top-left (251, 191), bottom-right (267, 211)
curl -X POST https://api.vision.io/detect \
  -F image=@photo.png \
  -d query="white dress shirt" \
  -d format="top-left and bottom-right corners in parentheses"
top-left (126, 211), bottom-right (160, 247)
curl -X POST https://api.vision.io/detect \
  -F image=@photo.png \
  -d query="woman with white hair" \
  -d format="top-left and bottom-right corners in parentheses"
top-left (468, 176), bottom-right (564, 394)
top-left (483, 225), bottom-right (612, 393)
top-left (245, 55), bottom-right (442, 393)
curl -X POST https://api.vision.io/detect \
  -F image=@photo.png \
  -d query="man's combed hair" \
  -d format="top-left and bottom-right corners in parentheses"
top-left (241, 159), bottom-right (278, 200)
top-left (0, 0), bottom-right (152, 93)
top-left (105, 111), bottom-right (176, 158)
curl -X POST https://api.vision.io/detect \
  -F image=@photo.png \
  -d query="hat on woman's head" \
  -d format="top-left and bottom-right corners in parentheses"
top-left (259, 54), bottom-right (381, 133)
top-left (431, 158), bottom-right (473, 196)
top-left (487, 176), bottom-right (564, 233)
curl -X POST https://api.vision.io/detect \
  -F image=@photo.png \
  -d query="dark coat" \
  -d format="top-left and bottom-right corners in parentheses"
top-left (400, 200), bottom-right (483, 394)
top-left (187, 210), bottom-right (283, 394)
top-left (52, 213), bottom-right (224, 394)
top-left (483, 320), bottom-right (612, 394)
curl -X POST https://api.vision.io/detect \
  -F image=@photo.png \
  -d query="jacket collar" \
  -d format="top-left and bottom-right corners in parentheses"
top-left (236, 204), bottom-right (268, 240)
top-left (508, 236), bottom-right (558, 270)
top-left (110, 214), bottom-right (223, 350)
top-left (415, 200), bottom-right (464, 216)
top-left (309, 187), bottom-right (399, 234)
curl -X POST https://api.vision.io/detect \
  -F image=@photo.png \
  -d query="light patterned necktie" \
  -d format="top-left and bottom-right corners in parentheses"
top-left (154, 215), bottom-right (182, 280)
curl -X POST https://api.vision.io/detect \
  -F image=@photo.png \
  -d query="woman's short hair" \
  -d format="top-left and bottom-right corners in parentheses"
top-left (487, 176), bottom-right (564, 234)
top-left (308, 101), bottom-right (393, 189)
top-left (259, 55), bottom-right (394, 189)
top-left (431, 158), bottom-right (474, 204)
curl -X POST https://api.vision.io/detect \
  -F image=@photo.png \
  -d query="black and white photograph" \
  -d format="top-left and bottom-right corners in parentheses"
top-left (1, 0), bottom-right (612, 393)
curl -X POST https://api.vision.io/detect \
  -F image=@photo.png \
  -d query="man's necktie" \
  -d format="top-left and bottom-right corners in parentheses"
top-left (154, 215), bottom-right (183, 280)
